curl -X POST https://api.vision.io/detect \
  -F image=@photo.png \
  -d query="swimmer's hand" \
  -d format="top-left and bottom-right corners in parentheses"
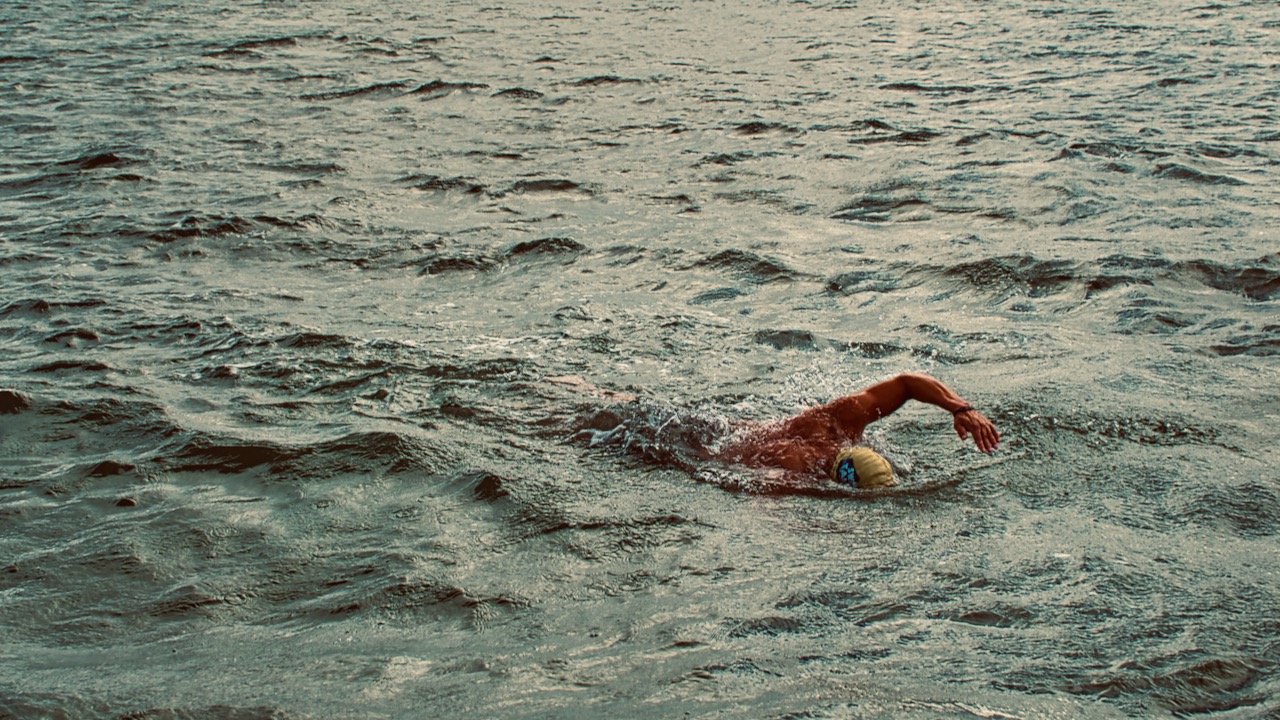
top-left (954, 409), bottom-right (1000, 453)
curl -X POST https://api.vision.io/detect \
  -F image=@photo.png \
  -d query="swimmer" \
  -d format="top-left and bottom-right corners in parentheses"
top-left (717, 373), bottom-right (1000, 488)
top-left (553, 372), bottom-right (999, 489)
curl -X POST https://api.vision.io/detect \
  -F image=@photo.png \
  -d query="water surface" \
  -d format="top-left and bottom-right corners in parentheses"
top-left (2, 1), bottom-right (1278, 717)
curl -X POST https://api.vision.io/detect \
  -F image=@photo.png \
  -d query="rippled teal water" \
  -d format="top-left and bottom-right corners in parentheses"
top-left (2, 1), bottom-right (1278, 718)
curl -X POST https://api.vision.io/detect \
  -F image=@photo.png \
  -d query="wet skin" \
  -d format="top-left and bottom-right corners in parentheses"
top-left (719, 373), bottom-right (1001, 476)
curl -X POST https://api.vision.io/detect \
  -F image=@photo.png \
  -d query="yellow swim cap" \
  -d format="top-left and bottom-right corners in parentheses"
top-left (831, 447), bottom-right (897, 488)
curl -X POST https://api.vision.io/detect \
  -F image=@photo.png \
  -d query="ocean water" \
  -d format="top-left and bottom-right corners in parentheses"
top-left (1, 0), bottom-right (1278, 718)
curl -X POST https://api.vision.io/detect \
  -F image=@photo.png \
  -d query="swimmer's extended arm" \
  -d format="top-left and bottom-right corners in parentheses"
top-left (831, 373), bottom-right (1001, 452)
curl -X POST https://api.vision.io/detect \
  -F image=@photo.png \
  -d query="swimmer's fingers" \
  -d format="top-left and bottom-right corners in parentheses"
top-left (955, 411), bottom-right (1000, 453)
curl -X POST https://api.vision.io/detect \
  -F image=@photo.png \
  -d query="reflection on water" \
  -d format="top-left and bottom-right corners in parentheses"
top-left (1, 0), bottom-right (1278, 717)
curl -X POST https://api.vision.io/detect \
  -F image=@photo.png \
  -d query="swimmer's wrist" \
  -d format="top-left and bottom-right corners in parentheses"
top-left (950, 404), bottom-right (975, 416)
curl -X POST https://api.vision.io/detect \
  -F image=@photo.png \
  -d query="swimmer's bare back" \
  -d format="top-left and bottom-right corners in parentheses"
top-left (718, 373), bottom-right (1000, 476)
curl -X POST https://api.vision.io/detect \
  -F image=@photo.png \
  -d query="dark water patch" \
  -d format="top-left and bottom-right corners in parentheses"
top-left (697, 151), bottom-right (753, 166)
top-left (87, 459), bottom-right (135, 478)
top-left (681, 658), bottom-right (784, 683)
top-left (1178, 257), bottom-right (1280, 301)
top-left (0, 298), bottom-right (51, 316)
top-left (1084, 254), bottom-right (1167, 296)
top-left (1208, 325), bottom-right (1280, 357)
top-left (149, 584), bottom-right (251, 618)
top-left (419, 254), bottom-right (499, 275)
top-left (846, 599), bottom-right (913, 627)
top-left (881, 82), bottom-right (979, 95)
top-left (727, 614), bottom-right (807, 638)
top-left (955, 131), bottom-right (991, 147)
top-left (847, 127), bottom-right (942, 145)
top-left (648, 193), bottom-right (699, 213)
top-left (58, 150), bottom-right (146, 171)
top-left (201, 357), bottom-right (389, 395)
top-left (509, 178), bottom-right (591, 194)
top-left (249, 161), bottom-right (345, 176)
top-left (1192, 143), bottom-right (1263, 160)
top-left (1154, 163), bottom-right (1246, 186)
top-left (408, 79), bottom-right (491, 98)
top-left (1115, 302), bottom-right (1202, 336)
top-left (504, 236), bottom-right (587, 262)
top-left (300, 81), bottom-right (410, 101)
top-left (826, 268), bottom-right (903, 294)
top-left (1060, 140), bottom-right (1169, 160)
top-left (30, 359), bottom-right (112, 374)
top-left (401, 174), bottom-right (486, 193)
top-left (732, 121), bottom-right (800, 135)
top-left (169, 440), bottom-right (297, 474)
top-left (1170, 481), bottom-right (1280, 538)
top-left (41, 327), bottom-right (100, 348)
top-left (712, 188), bottom-right (811, 214)
top-left (0, 149), bottom-right (150, 196)
top-left (692, 249), bottom-right (798, 284)
top-left (189, 328), bottom-right (273, 361)
top-left (450, 470), bottom-right (508, 503)
top-left (601, 244), bottom-right (648, 268)
top-left (754, 329), bottom-right (826, 351)
top-left (28, 397), bottom-right (182, 459)
top-left (348, 40), bottom-right (405, 58)
top-left (0, 389), bottom-right (31, 414)
top-left (753, 327), bottom-right (964, 363)
top-left (688, 287), bottom-right (746, 305)
top-left (253, 213), bottom-right (337, 231)
top-left (0, 250), bottom-right (58, 269)
top-left (0, 173), bottom-right (80, 197)
top-left (572, 75), bottom-right (642, 87)
top-left (146, 214), bottom-right (257, 243)
top-left (206, 34), bottom-right (303, 57)
top-left (125, 316), bottom-right (219, 346)
top-left (494, 87), bottom-right (544, 100)
top-left (552, 304), bottom-right (594, 322)
top-left (372, 577), bottom-right (528, 627)
top-left (1065, 654), bottom-right (1265, 715)
top-left (942, 255), bottom-right (1078, 299)
top-left (709, 187), bottom-right (803, 212)
top-left (272, 331), bottom-right (356, 350)
top-left (169, 430), bottom-right (454, 477)
top-left (812, 118), bottom-right (895, 133)
top-left (831, 197), bottom-right (930, 222)
top-left (946, 604), bottom-right (1036, 629)
top-left (847, 341), bottom-right (910, 359)
top-left (419, 357), bottom-right (526, 382)
top-left (139, 212), bottom-right (339, 246)
top-left (309, 369), bottom-right (393, 396)
top-left (1102, 161), bottom-right (1135, 174)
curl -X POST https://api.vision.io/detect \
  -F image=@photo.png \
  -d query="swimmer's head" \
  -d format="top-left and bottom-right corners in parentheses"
top-left (831, 447), bottom-right (897, 489)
